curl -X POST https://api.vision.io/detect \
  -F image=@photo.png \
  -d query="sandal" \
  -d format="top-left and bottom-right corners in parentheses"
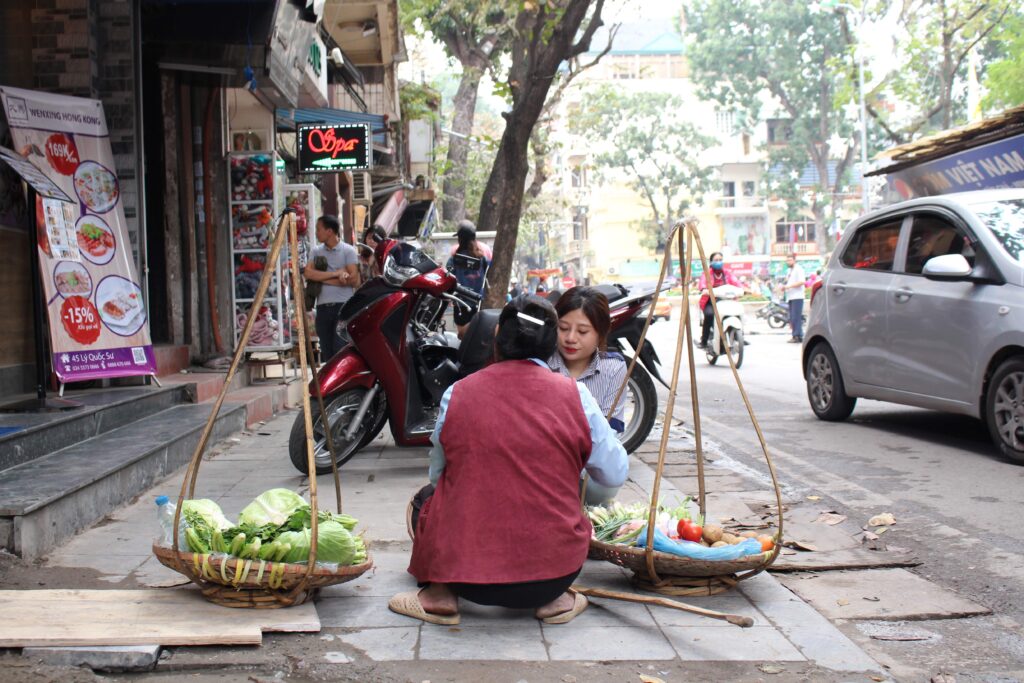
top-left (540, 590), bottom-right (588, 624)
top-left (388, 590), bottom-right (460, 625)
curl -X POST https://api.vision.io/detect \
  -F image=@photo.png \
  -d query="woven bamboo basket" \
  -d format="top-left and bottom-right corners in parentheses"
top-left (154, 210), bottom-right (372, 608)
top-left (586, 218), bottom-right (784, 597)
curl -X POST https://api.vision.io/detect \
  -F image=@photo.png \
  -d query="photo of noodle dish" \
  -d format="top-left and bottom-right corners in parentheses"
top-left (95, 276), bottom-right (145, 336)
top-left (74, 161), bottom-right (120, 214)
top-left (75, 216), bottom-right (116, 265)
top-left (52, 261), bottom-right (93, 298)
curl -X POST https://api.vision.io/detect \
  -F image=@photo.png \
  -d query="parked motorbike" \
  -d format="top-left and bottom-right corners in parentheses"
top-left (288, 241), bottom-right (667, 474)
top-left (704, 284), bottom-right (745, 368)
top-left (755, 299), bottom-right (807, 329)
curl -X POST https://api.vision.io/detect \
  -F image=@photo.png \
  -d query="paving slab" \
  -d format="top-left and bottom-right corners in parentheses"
top-left (22, 644), bottom-right (161, 672)
top-left (664, 625), bottom-right (805, 661)
top-left (419, 622), bottom-right (547, 661)
top-left (544, 624), bottom-right (677, 661)
top-left (770, 547), bottom-right (921, 572)
top-left (333, 626), bottom-right (419, 661)
top-left (776, 568), bottom-right (992, 621)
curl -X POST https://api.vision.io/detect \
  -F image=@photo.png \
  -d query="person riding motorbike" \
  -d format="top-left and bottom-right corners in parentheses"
top-left (696, 252), bottom-right (740, 350)
top-left (446, 220), bottom-right (489, 338)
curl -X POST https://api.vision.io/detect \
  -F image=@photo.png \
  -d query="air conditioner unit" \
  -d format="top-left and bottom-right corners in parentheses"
top-left (351, 172), bottom-right (372, 205)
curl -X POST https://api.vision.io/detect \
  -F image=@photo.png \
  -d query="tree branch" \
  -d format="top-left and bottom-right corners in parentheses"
top-left (569, 0), bottom-right (606, 58)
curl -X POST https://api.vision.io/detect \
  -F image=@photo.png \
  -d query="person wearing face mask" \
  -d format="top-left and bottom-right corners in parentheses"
top-left (696, 252), bottom-right (740, 350)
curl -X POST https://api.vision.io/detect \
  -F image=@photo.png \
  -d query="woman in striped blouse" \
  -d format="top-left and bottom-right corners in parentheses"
top-left (549, 287), bottom-right (628, 506)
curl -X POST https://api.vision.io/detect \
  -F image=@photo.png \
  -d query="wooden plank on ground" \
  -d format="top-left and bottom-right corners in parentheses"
top-left (0, 589), bottom-right (320, 647)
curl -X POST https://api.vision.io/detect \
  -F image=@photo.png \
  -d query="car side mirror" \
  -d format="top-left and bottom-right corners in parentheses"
top-left (922, 253), bottom-right (972, 279)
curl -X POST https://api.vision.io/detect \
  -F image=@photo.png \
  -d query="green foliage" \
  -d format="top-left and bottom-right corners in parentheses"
top-left (568, 85), bottom-right (717, 247)
top-left (399, 82), bottom-right (441, 122)
top-left (982, 12), bottom-right (1024, 111)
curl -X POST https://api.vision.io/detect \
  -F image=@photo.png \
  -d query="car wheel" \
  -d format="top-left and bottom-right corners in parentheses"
top-left (805, 343), bottom-right (856, 421)
top-left (985, 358), bottom-right (1024, 464)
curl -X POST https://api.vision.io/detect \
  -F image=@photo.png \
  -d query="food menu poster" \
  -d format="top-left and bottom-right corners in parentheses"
top-left (0, 86), bottom-right (156, 383)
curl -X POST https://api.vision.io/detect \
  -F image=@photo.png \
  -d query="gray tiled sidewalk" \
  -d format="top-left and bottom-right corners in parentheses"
top-left (44, 409), bottom-right (882, 673)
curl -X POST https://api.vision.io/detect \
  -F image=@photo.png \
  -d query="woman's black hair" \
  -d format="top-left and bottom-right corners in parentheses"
top-left (555, 286), bottom-right (611, 350)
top-left (709, 251), bottom-right (723, 261)
top-left (495, 295), bottom-right (558, 361)
top-left (363, 225), bottom-right (387, 243)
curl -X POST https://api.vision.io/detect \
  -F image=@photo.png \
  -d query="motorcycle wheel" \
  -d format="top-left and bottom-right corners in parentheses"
top-left (288, 388), bottom-right (386, 475)
top-left (725, 328), bottom-right (744, 369)
top-left (618, 356), bottom-right (658, 454)
top-left (767, 313), bottom-right (787, 329)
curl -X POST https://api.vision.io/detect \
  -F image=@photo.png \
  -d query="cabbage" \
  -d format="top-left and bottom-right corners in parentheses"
top-left (238, 488), bottom-right (306, 527)
top-left (274, 521), bottom-right (359, 565)
top-left (181, 499), bottom-right (233, 530)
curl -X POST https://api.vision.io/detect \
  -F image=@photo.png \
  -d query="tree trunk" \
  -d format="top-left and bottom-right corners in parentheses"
top-left (441, 66), bottom-right (484, 224)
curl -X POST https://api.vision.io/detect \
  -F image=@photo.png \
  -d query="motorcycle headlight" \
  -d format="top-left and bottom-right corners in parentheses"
top-left (382, 254), bottom-right (419, 286)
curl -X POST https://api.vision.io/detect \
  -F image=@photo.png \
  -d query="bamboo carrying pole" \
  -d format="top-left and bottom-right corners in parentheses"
top-left (583, 217), bottom-right (785, 605)
top-left (167, 209), bottom-right (350, 605)
top-left (572, 586), bottom-right (754, 627)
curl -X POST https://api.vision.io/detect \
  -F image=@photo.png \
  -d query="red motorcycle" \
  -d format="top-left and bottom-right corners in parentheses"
top-left (289, 239), bottom-right (667, 474)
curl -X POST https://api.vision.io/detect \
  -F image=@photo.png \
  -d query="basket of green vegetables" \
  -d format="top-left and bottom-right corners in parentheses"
top-left (153, 489), bottom-right (372, 608)
top-left (152, 210), bottom-right (372, 608)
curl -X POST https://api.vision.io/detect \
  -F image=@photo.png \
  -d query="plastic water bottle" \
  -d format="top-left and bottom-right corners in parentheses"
top-left (155, 496), bottom-right (183, 549)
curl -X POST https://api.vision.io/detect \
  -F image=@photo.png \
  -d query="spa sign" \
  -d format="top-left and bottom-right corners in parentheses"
top-left (297, 123), bottom-right (370, 173)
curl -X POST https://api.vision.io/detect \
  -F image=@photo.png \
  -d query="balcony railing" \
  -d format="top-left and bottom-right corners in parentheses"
top-left (771, 241), bottom-right (819, 255)
top-left (717, 195), bottom-right (765, 210)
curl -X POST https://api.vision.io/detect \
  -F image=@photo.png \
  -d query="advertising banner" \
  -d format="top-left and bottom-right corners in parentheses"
top-left (884, 133), bottom-right (1024, 201)
top-left (0, 86), bottom-right (156, 383)
top-left (297, 123), bottom-right (371, 172)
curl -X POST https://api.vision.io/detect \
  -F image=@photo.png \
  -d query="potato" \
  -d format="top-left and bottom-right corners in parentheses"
top-left (720, 533), bottom-right (740, 545)
top-left (711, 541), bottom-right (728, 548)
top-left (740, 531), bottom-right (759, 539)
top-left (702, 524), bottom-right (724, 544)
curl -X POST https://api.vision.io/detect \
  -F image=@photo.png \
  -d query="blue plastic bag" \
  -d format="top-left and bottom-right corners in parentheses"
top-left (636, 527), bottom-right (766, 561)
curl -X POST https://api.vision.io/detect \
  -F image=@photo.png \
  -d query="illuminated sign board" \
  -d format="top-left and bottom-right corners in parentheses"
top-left (297, 123), bottom-right (371, 173)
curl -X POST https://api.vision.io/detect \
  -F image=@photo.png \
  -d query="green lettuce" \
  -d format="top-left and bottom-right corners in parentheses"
top-left (181, 498), bottom-right (233, 530)
top-left (274, 521), bottom-right (360, 565)
top-left (238, 488), bottom-right (306, 527)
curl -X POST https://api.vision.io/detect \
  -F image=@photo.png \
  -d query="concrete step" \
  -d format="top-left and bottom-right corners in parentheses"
top-left (0, 403), bottom-right (247, 560)
top-left (0, 385), bottom-right (189, 472)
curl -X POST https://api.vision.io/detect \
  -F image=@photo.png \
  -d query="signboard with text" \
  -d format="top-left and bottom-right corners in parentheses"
top-left (297, 123), bottom-right (371, 173)
top-left (883, 133), bottom-right (1024, 201)
top-left (0, 86), bottom-right (156, 383)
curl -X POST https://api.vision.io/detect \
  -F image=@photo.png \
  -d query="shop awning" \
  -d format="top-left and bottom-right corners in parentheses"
top-left (275, 108), bottom-right (387, 144)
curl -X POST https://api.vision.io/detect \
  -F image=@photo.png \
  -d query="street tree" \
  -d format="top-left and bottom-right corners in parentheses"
top-left (568, 85), bottom-right (717, 250)
top-left (854, 0), bottom-right (1014, 142)
top-left (478, 0), bottom-right (608, 308)
top-left (981, 11), bottom-right (1024, 111)
top-left (686, 0), bottom-right (860, 251)
top-left (400, 0), bottom-right (511, 224)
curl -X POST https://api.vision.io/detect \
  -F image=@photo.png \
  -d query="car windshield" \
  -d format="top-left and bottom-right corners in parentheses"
top-left (971, 198), bottom-right (1024, 262)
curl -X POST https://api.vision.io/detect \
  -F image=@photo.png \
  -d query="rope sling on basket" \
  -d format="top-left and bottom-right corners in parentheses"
top-left (583, 217), bottom-right (785, 598)
top-left (152, 209), bottom-right (373, 608)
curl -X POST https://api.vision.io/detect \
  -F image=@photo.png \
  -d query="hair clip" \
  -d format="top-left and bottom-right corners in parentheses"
top-left (517, 311), bottom-right (544, 327)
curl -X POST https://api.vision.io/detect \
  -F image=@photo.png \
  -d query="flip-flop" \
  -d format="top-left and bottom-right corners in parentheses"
top-left (388, 590), bottom-right (460, 625)
top-left (540, 590), bottom-right (589, 624)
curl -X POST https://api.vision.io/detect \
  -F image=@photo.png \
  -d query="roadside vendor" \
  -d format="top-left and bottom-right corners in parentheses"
top-left (389, 296), bottom-right (628, 625)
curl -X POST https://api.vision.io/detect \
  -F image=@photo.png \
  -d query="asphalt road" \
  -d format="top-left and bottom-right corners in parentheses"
top-left (642, 302), bottom-right (1024, 676)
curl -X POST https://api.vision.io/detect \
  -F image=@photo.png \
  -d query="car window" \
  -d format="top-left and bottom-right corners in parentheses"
top-left (970, 198), bottom-right (1024, 263)
top-left (904, 215), bottom-right (976, 274)
top-left (840, 220), bottom-right (902, 271)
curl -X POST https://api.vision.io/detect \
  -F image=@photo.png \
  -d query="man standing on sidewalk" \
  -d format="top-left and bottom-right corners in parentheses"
top-left (783, 254), bottom-right (806, 343)
top-left (304, 215), bottom-right (359, 362)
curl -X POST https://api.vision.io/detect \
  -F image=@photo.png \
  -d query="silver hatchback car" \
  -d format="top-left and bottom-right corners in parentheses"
top-left (803, 189), bottom-right (1024, 463)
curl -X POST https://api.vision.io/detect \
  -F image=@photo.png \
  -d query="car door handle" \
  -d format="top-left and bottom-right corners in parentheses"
top-left (831, 283), bottom-right (846, 295)
top-left (894, 287), bottom-right (913, 301)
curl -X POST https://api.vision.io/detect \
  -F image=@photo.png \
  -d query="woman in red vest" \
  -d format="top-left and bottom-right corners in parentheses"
top-left (389, 296), bottom-right (629, 625)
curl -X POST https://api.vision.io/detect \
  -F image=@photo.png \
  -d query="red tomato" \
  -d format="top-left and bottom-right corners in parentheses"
top-left (677, 519), bottom-right (703, 543)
